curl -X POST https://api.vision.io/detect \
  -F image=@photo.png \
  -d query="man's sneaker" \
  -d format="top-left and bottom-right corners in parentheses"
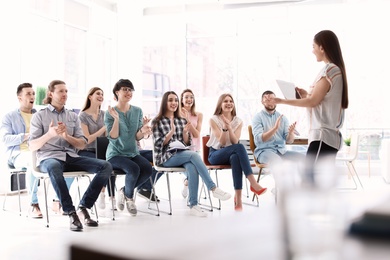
top-left (97, 192), bottom-right (106, 210)
top-left (212, 187), bottom-right (232, 201)
top-left (30, 203), bottom-right (43, 219)
top-left (109, 197), bottom-right (117, 210)
top-left (181, 178), bottom-right (188, 198)
top-left (117, 187), bottom-right (125, 211)
top-left (190, 205), bottom-right (207, 217)
top-left (138, 189), bottom-right (160, 202)
top-left (126, 199), bottom-right (137, 216)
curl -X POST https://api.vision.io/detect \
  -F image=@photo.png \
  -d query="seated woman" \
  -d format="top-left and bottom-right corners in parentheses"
top-left (207, 93), bottom-right (267, 211)
top-left (105, 79), bottom-right (153, 217)
top-left (152, 91), bottom-right (231, 217)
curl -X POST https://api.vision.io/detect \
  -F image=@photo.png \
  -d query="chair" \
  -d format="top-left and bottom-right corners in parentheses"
top-left (30, 151), bottom-right (98, 227)
top-left (201, 135), bottom-right (231, 210)
top-left (248, 125), bottom-right (268, 204)
top-left (96, 136), bottom-right (125, 220)
top-left (2, 165), bottom-right (27, 216)
top-left (336, 133), bottom-right (363, 189)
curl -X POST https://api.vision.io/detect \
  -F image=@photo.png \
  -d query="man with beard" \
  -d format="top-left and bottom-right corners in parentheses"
top-left (252, 90), bottom-right (304, 166)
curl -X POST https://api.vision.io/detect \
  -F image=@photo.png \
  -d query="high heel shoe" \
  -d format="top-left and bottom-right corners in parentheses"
top-left (250, 186), bottom-right (267, 196)
top-left (234, 196), bottom-right (242, 211)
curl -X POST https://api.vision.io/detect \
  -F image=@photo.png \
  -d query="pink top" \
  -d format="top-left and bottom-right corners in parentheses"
top-left (188, 113), bottom-right (200, 152)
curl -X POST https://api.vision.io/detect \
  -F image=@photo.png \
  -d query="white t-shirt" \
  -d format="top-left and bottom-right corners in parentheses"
top-left (207, 115), bottom-right (243, 150)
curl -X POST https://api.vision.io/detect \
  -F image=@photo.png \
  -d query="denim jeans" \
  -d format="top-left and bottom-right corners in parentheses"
top-left (208, 143), bottom-right (252, 190)
top-left (163, 150), bottom-right (216, 207)
top-left (137, 149), bottom-right (162, 191)
top-left (258, 149), bottom-right (305, 166)
top-left (39, 154), bottom-right (112, 213)
top-left (78, 150), bottom-right (116, 197)
top-left (108, 155), bottom-right (152, 199)
top-left (13, 152), bottom-right (73, 204)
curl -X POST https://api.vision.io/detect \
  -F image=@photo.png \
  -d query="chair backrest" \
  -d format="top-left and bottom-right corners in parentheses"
top-left (248, 125), bottom-right (259, 163)
top-left (202, 135), bottom-right (212, 166)
top-left (96, 136), bottom-right (109, 160)
top-left (347, 132), bottom-right (360, 161)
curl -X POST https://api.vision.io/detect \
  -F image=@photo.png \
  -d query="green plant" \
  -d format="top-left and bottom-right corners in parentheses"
top-left (344, 137), bottom-right (351, 146)
top-left (35, 86), bottom-right (46, 105)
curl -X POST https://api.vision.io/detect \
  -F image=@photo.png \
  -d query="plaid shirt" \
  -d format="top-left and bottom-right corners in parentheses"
top-left (152, 116), bottom-right (191, 166)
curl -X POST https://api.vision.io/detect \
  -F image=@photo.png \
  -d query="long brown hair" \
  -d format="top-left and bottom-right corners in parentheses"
top-left (152, 91), bottom-right (181, 128)
top-left (314, 30), bottom-right (348, 109)
top-left (81, 87), bottom-right (104, 111)
top-left (213, 93), bottom-right (237, 116)
top-left (43, 80), bottom-right (65, 105)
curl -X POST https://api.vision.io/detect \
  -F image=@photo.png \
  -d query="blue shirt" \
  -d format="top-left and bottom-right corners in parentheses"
top-left (252, 109), bottom-right (290, 160)
top-left (0, 108), bottom-right (37, 164)
top-left (104, 105), bottom-right (143, 161)
top-left (29, 104), bottom-right (87, 166)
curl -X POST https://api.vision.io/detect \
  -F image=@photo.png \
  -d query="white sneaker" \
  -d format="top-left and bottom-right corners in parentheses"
top-left (212, 187), bottom-right (231, 201)
top-left (190, 205), bottom-right (207, 217)
top-left (97, 192), bottom-right (106, 210)
top-left (117, 187), bottom-right (125, 211)
top-left (181, 179), bottom-right (188, 198)
top-left (126, 199), bottom-right (137, 216)
top-left (109, 197), bottom-right (117, 210)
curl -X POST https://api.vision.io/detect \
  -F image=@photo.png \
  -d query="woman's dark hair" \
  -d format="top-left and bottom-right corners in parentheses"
top-left (43, 80), bottom-right (65, 105)
top-left (112, 79), bottom-right (134, 101)
top-left (314, 30), bottom-right (348, 109)
top-left (81, 87), bottom-right (104, 111)
top-left (180, 89), bottom-right (197, 116)
top-left (152, 91), bottom-right (181, 128)
top-left (213, 93), bottom-right (237, 116)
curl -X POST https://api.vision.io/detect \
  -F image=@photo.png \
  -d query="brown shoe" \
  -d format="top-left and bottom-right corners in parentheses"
top-left (30, 204), bottom-right (43, 219)
top-left (77, 207), bottom-right (98, 227)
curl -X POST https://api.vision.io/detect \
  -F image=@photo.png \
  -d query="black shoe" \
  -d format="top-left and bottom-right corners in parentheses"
top-left (77, 207), bottom-right (98, 227)
top-left (69, 212), bottom-right (83, 231)
top-left (138, 189), bottom-right (160, 202)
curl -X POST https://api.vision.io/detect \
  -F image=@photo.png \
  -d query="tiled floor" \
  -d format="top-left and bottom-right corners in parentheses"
top-left (1, 162), bottom-right (390, 259)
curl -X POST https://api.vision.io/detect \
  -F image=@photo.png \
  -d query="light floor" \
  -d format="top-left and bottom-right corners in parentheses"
top-left (1, 162), bottom-right (390, 260)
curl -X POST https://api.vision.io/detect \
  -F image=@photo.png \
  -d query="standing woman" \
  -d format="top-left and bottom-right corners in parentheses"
top-left (207, 93), bottom-right (267, 211)
top-left (152, 91), bottom-right (231, 217)
top-left (267, 30), bottom-right (348, 181)
top-left (179, 89), bottom-right (203, 198)
top-left (78, 87), bottom-right (114, 210)
top-left (105, 79), bottom-right (153, 217)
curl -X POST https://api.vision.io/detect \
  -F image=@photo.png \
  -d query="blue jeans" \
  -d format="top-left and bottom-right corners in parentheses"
top-left (258, 149), bottom-right (305, 166)
top-left (137, 149), bottom-right (162, 191)
top-left (12, 152), bottom-right (74, 204)
top-left (108, 155), bottom-right (152, 199)
top-left (78, 150), bottom-right (116, 197)
top-left (208, 143), bottom-right (252, 190)
top-left (163, 150), bottom-right (216, 207)
top-left (39, 154), bottom-right (112, 213)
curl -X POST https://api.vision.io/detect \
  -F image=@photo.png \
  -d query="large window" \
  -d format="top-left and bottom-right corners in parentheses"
top-left (142, 1), bottom-right (390, 159)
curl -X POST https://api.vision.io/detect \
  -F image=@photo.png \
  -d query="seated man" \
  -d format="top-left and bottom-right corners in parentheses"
top-left (0, 83), bottom-right (41, 218)
top-left (29, 80), bottom-right (112, 231)
top-left (252, 90), bottom-right (305, 166)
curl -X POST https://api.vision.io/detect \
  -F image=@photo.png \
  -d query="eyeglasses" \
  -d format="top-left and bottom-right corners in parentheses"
top-left (121, 87), bottom-right (134, 92)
